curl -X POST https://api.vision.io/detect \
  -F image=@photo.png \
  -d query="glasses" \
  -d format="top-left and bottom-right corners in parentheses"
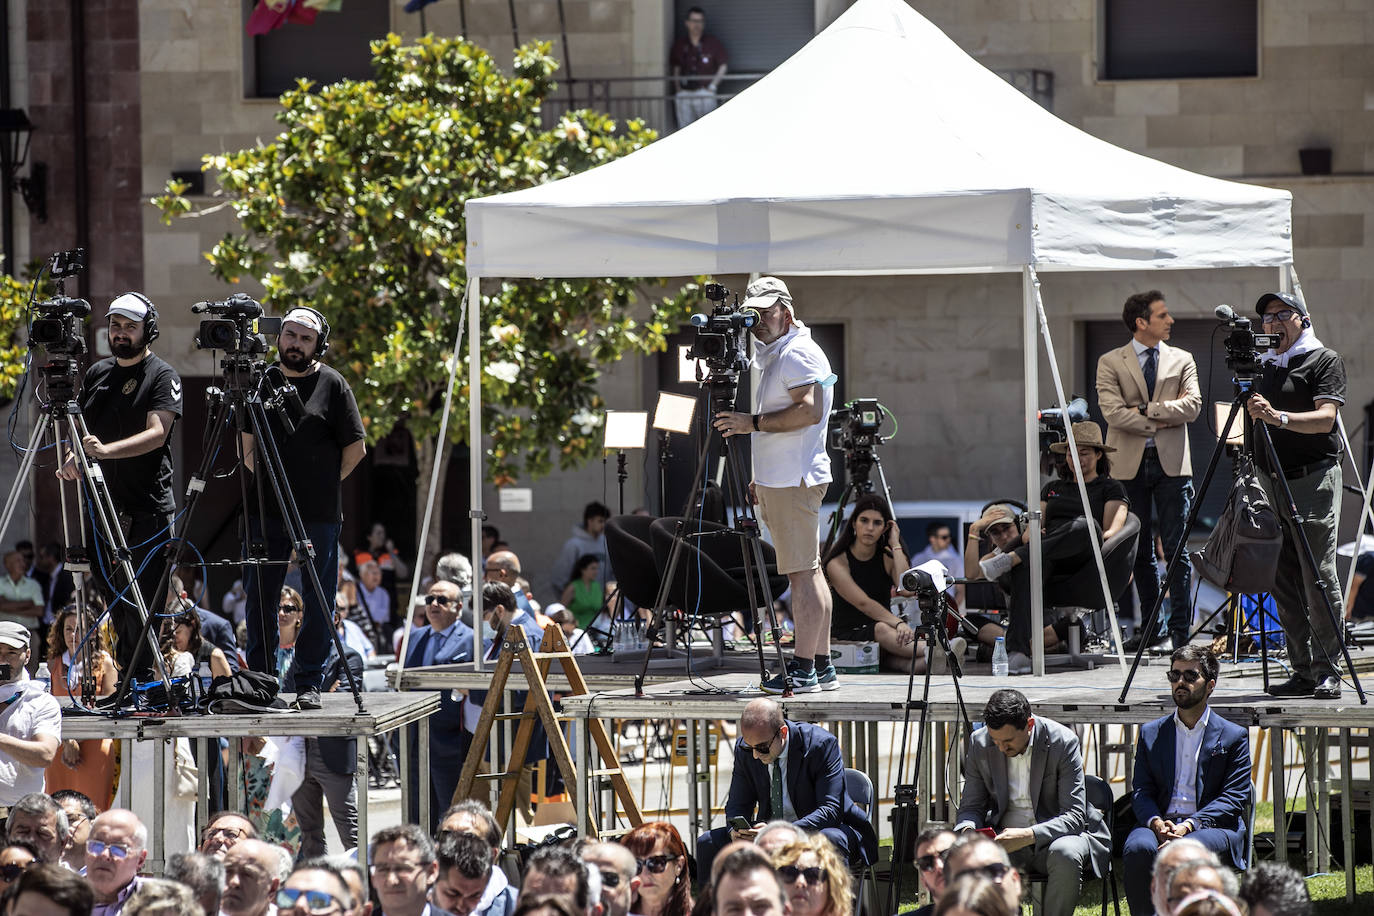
top-left (599, 870), bottom-right (622, 888)
top-left (916, 854), bottom-right (944, 873)
top-left (952, 863), bottom-right (1012, 884)
top-left (275, 888), bottom-right (343, 914)
top-left (0, 863), bottom-right (30, 881)
top-left (425, 594), bottom-right (456, 606)
top-left (748, 727), bottom-right (781, 756)
top-left (278, 605), bottom-right (302, 614)
top-left (86, 840), bottom-right (133, 860)
top-left (1166, 669), bottom-right (1204, 684)
top-left (636, 855), bottom-right (675, 874)
top-left (1260, 309), bottom-right (1298, 324)
top-left (778, 865), bottom-right (827, 885)
top-left (205, 826), bottom-right (248, 842)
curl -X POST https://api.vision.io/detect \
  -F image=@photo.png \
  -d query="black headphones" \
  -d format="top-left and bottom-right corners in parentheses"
top-left (979, 499), bottom-right (1029, 537)
top-left (283, 306), bottom-right (331, 357)
top-left (110, 292), bottom-right (159, 343)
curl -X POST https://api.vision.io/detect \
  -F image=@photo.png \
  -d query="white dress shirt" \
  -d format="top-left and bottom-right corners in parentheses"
top-left (1003, 747), bottom-right (1035, 828)
top-left (1168, 706), bottom-right (1211, 820)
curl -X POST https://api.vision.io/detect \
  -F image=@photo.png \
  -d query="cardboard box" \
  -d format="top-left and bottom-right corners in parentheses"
top-left (830, 641), bottom-right (879, 674)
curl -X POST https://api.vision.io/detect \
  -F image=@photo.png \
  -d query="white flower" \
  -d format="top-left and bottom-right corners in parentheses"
top-left (489, 323), bottom-right (519, 344)
top-left (485, 360), bottom-right (520, 384)
top-left (287, 251), bottom-right (312, 271)
top-left (571, 409), bottom-right (601, 434)
top-left (558, 117), bottom-right (588, 142)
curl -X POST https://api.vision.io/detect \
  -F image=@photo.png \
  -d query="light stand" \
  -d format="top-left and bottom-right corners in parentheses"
top-left (652, 391), bottom-right (696, 515)
top-left (603, 410), bottom-right (648, 516)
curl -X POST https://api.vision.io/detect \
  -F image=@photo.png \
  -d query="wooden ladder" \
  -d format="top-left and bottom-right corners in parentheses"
top-left (455, 622), bottom-right (643, 836)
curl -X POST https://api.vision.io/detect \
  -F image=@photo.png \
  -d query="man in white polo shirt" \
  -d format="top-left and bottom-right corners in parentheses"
top-left (0, 621), bottom-right (62, 807)
top-left (713, 277), bottom-right (836, 694)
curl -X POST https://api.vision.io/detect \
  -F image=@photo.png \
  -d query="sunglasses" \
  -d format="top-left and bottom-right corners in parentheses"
top-left (952, 863), bottom-right (1012, 884)
top-left (425, 594), bottom-right (456, 606)
top-left (599, 870), bottom-right (623, 889)
top-left (637, 855), bottom-right (675, 874)
top-left (1260, 310), bottom-right (1298, 324)
top-left (778, 865), bottom-right (827, 885)
top-left (86, 840), bottom-right (133, 860)
top-left (1166, 669), bottom-right (1204, 684)
top-left (748, 727), bottom-right (781, 756)
top-left (916, 854), bottom-right (944, 873)
top-left (0, 863), bottom-right (29, 881)
top-left (278, 605), bottom-right (301, 614)
top-left (276, 888), bottom-right (343, 914)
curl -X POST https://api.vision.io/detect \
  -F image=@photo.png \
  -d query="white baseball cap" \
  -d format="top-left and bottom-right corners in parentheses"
top-left (282, 307), bottom-right (325, 334)
top-left (107, 293), bottom-right (152, 322)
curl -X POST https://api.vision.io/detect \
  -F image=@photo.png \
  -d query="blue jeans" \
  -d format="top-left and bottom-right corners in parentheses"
top-left (242, 517), bottom-right (339, 693)
top-left (1123, 450), bottom-right (1193, 640)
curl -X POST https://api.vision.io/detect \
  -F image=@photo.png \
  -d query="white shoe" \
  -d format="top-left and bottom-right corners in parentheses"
top-left (979, 551), bottom-right (1017, 580)
top-left (1007, 651), bottom-right (1032, 675)
top-left (931, 636), bottom-right (967, 675)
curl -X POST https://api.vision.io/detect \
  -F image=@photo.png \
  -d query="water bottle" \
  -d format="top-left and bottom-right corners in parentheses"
top-left (613, 620), bottom-right (625, 654)
top-left (198, 660), bottom-right (214, 695)
top-left (992, 637), bottom-right (1009, 677)
top-left (35, 661), bottom-right (51, 692)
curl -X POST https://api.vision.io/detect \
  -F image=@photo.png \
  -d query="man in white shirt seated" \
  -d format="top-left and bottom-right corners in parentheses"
top-left (953, 688), bottom-right (1109, 916)
top-left (0, 622), bottom-right (60, 808)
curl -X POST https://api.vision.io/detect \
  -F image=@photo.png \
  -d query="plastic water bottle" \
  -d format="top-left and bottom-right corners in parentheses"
top-left (198, 660), bottom-right (214, 695)
top-left (613, 621), bottom-right (625, 654)
top-left (992, 637), bottom-right (1009, 677)
top-left (34, 661), bottom-right (51, 692)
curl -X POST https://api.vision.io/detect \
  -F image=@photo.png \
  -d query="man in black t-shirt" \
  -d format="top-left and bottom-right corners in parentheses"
top-left (1246, 292), bottom-right (1347, 700)
top-left (59, 293), bottom-right (182, 678)
top-left (241, 307), bottom-right (366, 710)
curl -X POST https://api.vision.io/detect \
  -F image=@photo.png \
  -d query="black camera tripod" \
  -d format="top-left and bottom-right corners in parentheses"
top-left (109, 350), bottom-right (365, 712)
top-left (0, 358), bottom-right (179, 709)
top-left (1120, 376), bottom-right (1364, 704)
top-left (633, 370), bottom-right (791, 697)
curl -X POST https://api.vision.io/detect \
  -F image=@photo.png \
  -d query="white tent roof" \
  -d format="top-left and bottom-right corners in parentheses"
top-left (465, 0), bottom-right (1291, 278)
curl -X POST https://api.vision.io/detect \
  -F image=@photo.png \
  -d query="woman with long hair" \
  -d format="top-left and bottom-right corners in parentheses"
top-left (622, 822), bottom-right (693, 916)
top-left (825, 494), bottom-right (961, 673)
top-left (160, 607), bottom-right (233, 681)
top-left (44, 603), bottom-right (119, 805)
top-left (772, 836), bottom-right (852, 916)
top-left (560, 554), bottom-right (605, 631)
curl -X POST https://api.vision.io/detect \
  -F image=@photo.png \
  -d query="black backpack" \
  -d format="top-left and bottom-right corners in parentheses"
top-left (1191, 457), bottom-right (1283, 594)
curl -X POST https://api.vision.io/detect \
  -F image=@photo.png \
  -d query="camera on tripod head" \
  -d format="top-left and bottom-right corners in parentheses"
top-left (29, 249), bottom-right (91, 357)
top-left (900, 560), bottom-right (954, 624)
top-left (193, 294), bottom-right (283, 355)
top-left (1214, 304), bottom-right (1280, 379)
top-left (828, 398), bottom-right (885, 451)
top-left (1036, 397), bottom-right (1088, 453)
top-left (687, 284), bottom-right (758, 375)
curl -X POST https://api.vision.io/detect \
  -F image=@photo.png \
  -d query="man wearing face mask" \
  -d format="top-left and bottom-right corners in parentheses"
top-left (1246, 292), bottom-right (1347, 700)
top-left (241, 307), bottom-right (367, 710)
top-left (0, 622), bottom-right (62, 808)
top-left (59, 293), bottom-right (182, 679)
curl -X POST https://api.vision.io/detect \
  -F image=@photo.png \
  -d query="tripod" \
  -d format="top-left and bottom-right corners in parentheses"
top-left (0, 359), bottom-right (179, 708)
top-left (885, 588), bottom-right (974, 915)
top-left (633, 372), bottom-right (791, 697)
top-left (820, 446), bottom-right (896, 558)
top-left (1120, 378), bottom-right (1365, 703)
top-left (109, 352), bottom-right (364, 712)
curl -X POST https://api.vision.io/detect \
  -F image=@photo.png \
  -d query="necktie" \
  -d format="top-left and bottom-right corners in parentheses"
top-left (770, 760), bottom-right (784, 818)
top-left (1144, 347), bottom-right (1158, 398)
top-left (422, 631), bottom-right (439, 667)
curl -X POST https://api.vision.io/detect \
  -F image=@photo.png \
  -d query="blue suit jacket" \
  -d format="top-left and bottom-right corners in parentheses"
top-left (1132, 709), bottom-right (1251, 869)
top-left (725, 720), bottom-right (878, 864)
top-left (406, 620), bottom-right (476, 745)
top-left (197, 607), bottom-right (240, 672)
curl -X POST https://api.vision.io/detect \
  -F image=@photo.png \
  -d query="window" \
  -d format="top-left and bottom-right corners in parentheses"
top-left (244, 1), bottom-right (392, 98)
top-left (1101, 0), bottom-right (1257, 81)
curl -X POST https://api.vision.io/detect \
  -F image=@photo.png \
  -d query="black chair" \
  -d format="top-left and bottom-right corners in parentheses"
top-left (844, 767), bottom-right (878, 915)
top-left (1025, 773), bottom-right (1120, 916)
top-left (1044, 511), bottom-right (1141, 659)
top-left (647, 516), bottom-right (788, 620)
top-left (604, 514), bottom-right (660, 610)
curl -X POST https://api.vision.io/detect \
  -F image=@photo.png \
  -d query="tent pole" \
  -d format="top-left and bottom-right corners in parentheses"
top-left (470, 278), bottom-right (488, 671)
top-left (1022, 267), bottom-right (1045, 676)
top-left (1027, 268), bottom-right (1127, 675)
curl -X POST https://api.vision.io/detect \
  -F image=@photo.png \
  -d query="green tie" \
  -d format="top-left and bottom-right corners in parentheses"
top-left (771, 759), bottom-right (784, 819)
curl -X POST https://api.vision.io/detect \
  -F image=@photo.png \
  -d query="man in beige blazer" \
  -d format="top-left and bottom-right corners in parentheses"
top-left (1096, 291), bottom-right (1201, 650)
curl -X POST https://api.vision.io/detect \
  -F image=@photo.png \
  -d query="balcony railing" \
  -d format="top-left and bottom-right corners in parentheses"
top-left (539, 68), bottom-right (1054, 135)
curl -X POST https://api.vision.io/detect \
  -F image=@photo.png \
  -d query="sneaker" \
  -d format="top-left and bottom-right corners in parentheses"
top-left (760, 662), bottom-right (820, 695)
top-left (931, 637), bottom-right (967, 675)
top-left (979, 552), bottom-right (1017, 580)
top-left (1007, 651), bottom-right (1033, 675)
top-left (293, 688), bottom-right (322, 711)
top-left (816, 663), bottom-right (841, 691)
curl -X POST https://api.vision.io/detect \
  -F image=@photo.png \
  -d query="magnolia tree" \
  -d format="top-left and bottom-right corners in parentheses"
top-left (0, 273), bottom-right (28, 401)
top-left (154, 34), bottom-right (697, 568)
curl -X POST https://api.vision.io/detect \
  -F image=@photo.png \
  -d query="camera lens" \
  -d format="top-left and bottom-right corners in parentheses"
top-left (198, 319), bottom-right (239, 351)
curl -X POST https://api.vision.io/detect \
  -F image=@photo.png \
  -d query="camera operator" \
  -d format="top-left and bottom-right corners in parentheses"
top-left (1245, 292), bottom-right (1346, 700)
top-left (57, 293), bottom-right (182, 679)
top-left (1096, 291), bottom-right (1201, 652)
top-left (241, 308), bottom-right (366, 710)
top-left (713, 277), bottom-right (835, 694)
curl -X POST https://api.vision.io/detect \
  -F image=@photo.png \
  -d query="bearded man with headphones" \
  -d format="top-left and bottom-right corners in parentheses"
top-left (58, 293), bottom-right (183, 678)
top-left (241, 307), bottom-right (366, 710)
top-left (1246, 291), bottom-right (1347, 700)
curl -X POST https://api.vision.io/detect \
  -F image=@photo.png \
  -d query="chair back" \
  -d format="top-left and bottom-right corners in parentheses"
top-left (604, 514), bottom-right (660, 608)
top-left (844, 767), bottom-right (874, 817)
top-left (647, 517), bottom-right (785, 617)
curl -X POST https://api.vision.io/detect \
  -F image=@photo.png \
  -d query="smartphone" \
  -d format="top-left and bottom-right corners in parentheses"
top-left (975, 827), bottom-right (996, 838)
top-left (728, 816), bottom-right (754, 832)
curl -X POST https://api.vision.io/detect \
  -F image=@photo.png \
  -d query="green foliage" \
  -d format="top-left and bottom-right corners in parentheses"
top-left (153, 33), bottom-right (693, 485)
top-left (0, 273), bottom-right (32, 401)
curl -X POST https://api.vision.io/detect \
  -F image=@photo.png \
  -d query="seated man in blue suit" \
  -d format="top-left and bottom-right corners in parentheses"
top-left (1124, 645), bottom-right (1251, 916)
top-left (696, 697), bottom-right (878, 878)
top-left (406, 578), bottom-right (475, 829)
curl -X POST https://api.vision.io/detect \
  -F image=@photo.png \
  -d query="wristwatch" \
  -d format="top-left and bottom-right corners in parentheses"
top-left (1136, 405), bottom-right (1147, 416)
top-left (751, 413), bottom-right (761, 431)
top-left (1278, 412), bottom-right (1290, 428)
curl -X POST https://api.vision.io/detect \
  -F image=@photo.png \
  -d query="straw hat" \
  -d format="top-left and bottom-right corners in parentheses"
top-left (1048, 421), bottom-right (1115, 453)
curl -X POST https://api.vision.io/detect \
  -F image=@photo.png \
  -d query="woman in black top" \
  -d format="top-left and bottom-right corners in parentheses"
top-left (825, 494), bottom-right (934, 672)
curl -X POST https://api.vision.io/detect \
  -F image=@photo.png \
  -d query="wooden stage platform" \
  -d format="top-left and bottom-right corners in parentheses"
top-left (58, 691), bottom-right (439, 874)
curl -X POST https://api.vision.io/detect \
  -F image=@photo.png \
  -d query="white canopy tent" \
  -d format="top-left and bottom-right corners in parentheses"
top-left (422, 0), bottom-right (1295, 678)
